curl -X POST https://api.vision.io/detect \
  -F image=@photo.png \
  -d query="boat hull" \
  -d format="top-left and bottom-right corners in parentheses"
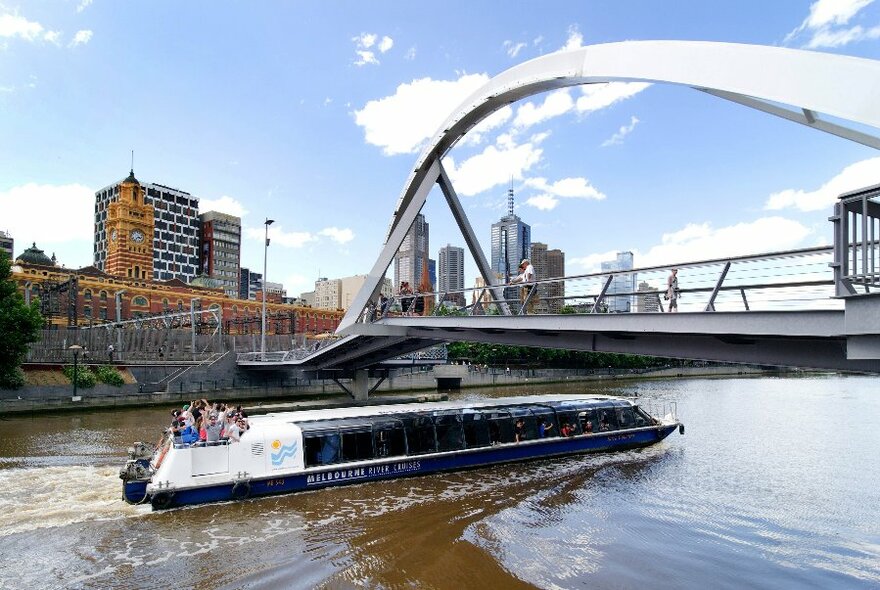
top-left (146, 423), bottom-right (678, 510)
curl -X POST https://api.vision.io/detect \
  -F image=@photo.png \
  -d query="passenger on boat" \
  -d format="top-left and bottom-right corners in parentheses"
top-left (599, 413), bottom-right (611, 431)
top-left (514, 418), bottom-right (526, 442)
top-left (205, 413), bottom-right (224, 443)
top-left (584, 420), bottom-right (593, 433)
top-left (538, 420), bottom-right (554, 438)
top-left (560, 422), bottom-right (574, 437)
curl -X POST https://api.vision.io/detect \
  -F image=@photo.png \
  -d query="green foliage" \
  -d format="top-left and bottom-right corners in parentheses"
top-left (446, 342), bottom-right (668, 369)
top-left (94, 365), bottom-right (124, 386)
top-left (63, 364), bottom-right (97, 388)
top-left (0, 252), bottom-right (43, 390)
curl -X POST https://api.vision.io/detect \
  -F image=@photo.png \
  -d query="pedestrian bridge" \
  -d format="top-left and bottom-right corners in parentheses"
top-left (238, 41), bottom-right (880, 383)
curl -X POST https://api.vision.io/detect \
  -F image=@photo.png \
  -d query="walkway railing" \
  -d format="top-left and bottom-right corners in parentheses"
top-left (356, 245), bottom-right (837, 321)
top-left (832, 183), bottom-right (880, 296)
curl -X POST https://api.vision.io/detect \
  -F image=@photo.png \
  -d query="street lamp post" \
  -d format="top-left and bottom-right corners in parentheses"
top-left (261, 218), bottom-right (275, 361)
top-left (69, 344), bottom-right (83, 399)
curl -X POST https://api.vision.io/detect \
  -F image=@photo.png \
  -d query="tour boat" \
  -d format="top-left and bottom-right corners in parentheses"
top-left (120, 394), bottom-right (684, 510)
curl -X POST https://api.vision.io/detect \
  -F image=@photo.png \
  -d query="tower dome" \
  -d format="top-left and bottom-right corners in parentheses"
top-left (16, 242), bottom-right (56, 266)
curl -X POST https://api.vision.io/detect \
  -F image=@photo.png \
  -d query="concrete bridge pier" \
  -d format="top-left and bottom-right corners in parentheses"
top-left (352, 369), bottom-right (369, 401)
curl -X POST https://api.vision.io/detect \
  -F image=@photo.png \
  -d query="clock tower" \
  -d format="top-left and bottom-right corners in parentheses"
top-left (105, 169), bottom-right (154, 280)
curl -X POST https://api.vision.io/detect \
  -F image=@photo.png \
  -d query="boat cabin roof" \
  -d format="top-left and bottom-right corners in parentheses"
top-left (254, 394), bottom-right (635, 429)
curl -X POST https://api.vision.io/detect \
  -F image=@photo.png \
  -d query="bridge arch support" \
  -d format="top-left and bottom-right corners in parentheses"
top-left (339, 40), bottom-right (880, 332)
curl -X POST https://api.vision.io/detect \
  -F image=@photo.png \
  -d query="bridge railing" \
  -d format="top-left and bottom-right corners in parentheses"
top-left (832, 183), bottom-right (880, 297)
top-left (360, 245), bottom-right (838, 319)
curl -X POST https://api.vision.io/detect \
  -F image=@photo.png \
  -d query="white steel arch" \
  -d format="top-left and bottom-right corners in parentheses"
top-left (339, 40), bottom-right (880, 332)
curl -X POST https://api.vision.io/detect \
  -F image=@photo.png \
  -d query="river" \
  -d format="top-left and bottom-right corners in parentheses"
top-left (0, 375), bottom-right (878, 589)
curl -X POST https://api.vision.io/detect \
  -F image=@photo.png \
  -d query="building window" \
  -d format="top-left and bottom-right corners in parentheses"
top-left (84, 289), bottom-right (92, 301)
top-left (133, 296), bottom-right (148, 306)
top-left (83, 306), bottom-right (92, 318)
top-left (100, 290), bottom-right (107, 301)
top-left (100, 308), bottom-right (107, 320)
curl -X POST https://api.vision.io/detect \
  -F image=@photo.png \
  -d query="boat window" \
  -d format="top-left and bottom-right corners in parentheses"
top-left (597, 407), bottom-right (619, 432)
top-left (341, 429), bottom-right (374, 462)
top-left (434, 412), bottom-right (465, 452)
top-left (403, 414), bottom-right (436, 455)
top-left (511, 408), bottom-right (538, 441)
top-left (556, 411), bottom-right (582, 436)
top-left (578, 410), bottom-right (599, 433)
top-left (616, 408), bottom-right (636, 430)
top-left (529, 407), bottom-right (558, 438)
top-left (304, 432), bottom-right (341, 466)
top-left (374, 421), bottom-right (407, 458)
top-left (483, 409), bottom-right (514, 445)
top-left (462, 411), bottom-right (491, 448)
top-left (633, 406), bottom-right (654, 426)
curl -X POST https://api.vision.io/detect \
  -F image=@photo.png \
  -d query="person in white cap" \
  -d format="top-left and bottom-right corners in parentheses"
top-left (511, 258), bottom-right (536, 313)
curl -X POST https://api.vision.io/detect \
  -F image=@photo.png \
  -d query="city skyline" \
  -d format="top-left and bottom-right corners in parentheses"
top-left (2, 2), bottom-right (880, 299)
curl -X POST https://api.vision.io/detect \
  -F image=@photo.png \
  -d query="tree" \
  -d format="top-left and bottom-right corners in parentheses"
top-left (0, 252), bottom-right (43, 389)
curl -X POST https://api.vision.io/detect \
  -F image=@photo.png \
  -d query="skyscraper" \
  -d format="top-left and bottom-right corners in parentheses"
top-left (199, 211), bottom-right (241, 298)
top-left (530, 242), bottom-right (566, 313)
top-left (239, 267), bottom-right (262, 300)
top-left (0, 230), bottom-right (13, 260)
top-left (394, 213), bottom-right (429, 293)
top-left (438, 244), bottom-right (465, 305)
top-left (94, 173), bottom-right (200, 283)
top-left (491, 186), bottom-right (531, 282)
top-left (600, 251), bottom-right (636, 313)
top-left (547, 247), bottom-right (565, 313)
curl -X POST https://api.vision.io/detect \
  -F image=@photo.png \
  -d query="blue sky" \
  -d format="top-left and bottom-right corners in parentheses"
top-left (2, 0), bottom-right (879, 298)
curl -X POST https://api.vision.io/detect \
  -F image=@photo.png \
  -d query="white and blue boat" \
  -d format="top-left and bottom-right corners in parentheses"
top-left (121, 394), bottom-right (683, 510)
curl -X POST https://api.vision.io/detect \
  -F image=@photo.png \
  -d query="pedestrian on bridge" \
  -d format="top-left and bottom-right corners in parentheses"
top-left (666, 268), bottom-right (680, 312)
top-left (512, 258), bottom-right (537, 314)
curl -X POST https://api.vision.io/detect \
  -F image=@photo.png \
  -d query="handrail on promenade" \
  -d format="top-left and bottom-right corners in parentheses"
top-left (354, 245), bottom-right (837, 321)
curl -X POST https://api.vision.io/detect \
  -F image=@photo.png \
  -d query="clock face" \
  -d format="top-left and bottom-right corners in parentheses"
top-left (110, 229), bottom-right (118, 241)
top-left (131, 229), bottom-right (145, 243)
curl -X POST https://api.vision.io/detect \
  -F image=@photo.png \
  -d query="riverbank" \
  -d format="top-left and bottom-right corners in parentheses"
top-left (0, 364), bottom-right (808, 414)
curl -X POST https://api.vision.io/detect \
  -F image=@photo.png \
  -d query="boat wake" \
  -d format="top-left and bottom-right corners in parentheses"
top-left (0, 465), bottom-right (145, 537)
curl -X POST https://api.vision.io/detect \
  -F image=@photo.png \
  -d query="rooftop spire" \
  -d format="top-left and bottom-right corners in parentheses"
top-left (507, 177), bottom-right (515, 217)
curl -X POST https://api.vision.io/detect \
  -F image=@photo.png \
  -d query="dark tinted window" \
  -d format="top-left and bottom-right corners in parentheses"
top-left (463, 412), bottom-right (491, 448)
top-left (374, 422), bottom-right (407, 458)
top-left (435, 412), bottom-right (464, 452)
top-left (341, 430), bottom-right (373, 462)
top-left (403, 415), bottom-right (436, 455)
top-left (304, 432), bottom-right (341, 466)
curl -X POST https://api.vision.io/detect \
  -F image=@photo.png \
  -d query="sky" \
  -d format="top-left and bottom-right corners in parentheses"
top-left (2, 0), bottom-right (880, 299)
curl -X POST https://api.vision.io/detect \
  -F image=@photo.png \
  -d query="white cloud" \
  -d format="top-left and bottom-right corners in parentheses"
top-left (319, 227), bottom-right (355, 244)
top-left (0, 183), bottom-right (95, 264)
top-left (77, 0), bottom-right (94, 13)
top-left (284, 273), bottom-right (315, 296)
top-left (199, 195), bottom-right (248, 218)
top-left (524, 176), bottom-right (606, 200)
top-left (560, 24), bottom-right (584, 51)
top-left (352, 32), bottom-right (392, 66)
top-left (525, 194), bottom-right (559, 210)
top-left (764, 156), bottom-right (880, 212)
top-left (533, 35), bottom-right (544, 46)
top-left (513, 89), bottom-right (574, 129)
top-left (806, 24), bottom-right (880, 47)
top-left (354, 73), bottom-right (490, 155)
top-left (570, 217), bottom-right (812, 272)
top-left (245, 225), bottom-right (315, 248)
top-left (503, 40), bottom-right (527, 58)
top-left (43, 30), bottom-right (61, 45)
top-left (378, 35), bottom-right (393, 53)
top-left (576, 82), bottom-right (651, 113)
top-left (785, 0), bottom-right (877, 47)
top-left (601, 115), bottom-right (640, 147)
top-left (444, 132), bottom-right (546, 196)
top-left (69, 29), bottom-right (93, 48)
top-left (0, 13), bottom-right (45, 41)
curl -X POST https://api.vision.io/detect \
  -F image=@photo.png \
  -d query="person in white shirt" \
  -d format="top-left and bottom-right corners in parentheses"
top-left (511, 258), bottom-right (537, 314)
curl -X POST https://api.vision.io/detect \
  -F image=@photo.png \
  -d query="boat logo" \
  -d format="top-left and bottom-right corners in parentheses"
top-left (270, 440), bottom-right (297, 467)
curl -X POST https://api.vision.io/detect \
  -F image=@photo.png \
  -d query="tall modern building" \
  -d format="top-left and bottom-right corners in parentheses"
top-left (600, 251), bottom-right (636, 313)
top-left (94, 172), bottom-right (200, 282)
top-left (199, 211), bottom-right (241, 298)
top-left (547, 247), bottom-right (565, 313)
top-left (438, 244), bottom-right (465, 305)
top-left (0, 230), bottom-right (13, 260)
top-left (636, 280), bottom-right (661, 312)
top-left (490, 186), bottom-right (531, 282)
top-left (239, 268), bottom-right (262, 300)
top-left (530, 243), bottom-right (565, 313)
top-left (394, 213), bottom-right (430, 293)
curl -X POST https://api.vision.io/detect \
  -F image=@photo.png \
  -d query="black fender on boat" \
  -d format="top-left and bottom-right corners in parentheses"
top-left (231, 481), bottom-right (252, 500)
top-left (151, 491), bottom-right (175, 511)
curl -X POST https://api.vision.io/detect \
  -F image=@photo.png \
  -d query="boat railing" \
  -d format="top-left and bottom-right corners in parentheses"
top-left (173, 439), bottom-right (232, 450)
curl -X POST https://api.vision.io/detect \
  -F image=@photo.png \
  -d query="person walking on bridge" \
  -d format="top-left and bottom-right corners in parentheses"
top-left (666, 268), bottom-right (680, 312)
top-left (512, 258), bottom-right (537, 314)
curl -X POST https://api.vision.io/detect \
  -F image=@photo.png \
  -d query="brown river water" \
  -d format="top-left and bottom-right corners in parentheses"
top-left (0, 375), bottom-right (878, 589)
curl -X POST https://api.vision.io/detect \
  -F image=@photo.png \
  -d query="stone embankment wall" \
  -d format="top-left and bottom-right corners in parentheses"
top-left (1, 362), bottom-right (795, 414)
